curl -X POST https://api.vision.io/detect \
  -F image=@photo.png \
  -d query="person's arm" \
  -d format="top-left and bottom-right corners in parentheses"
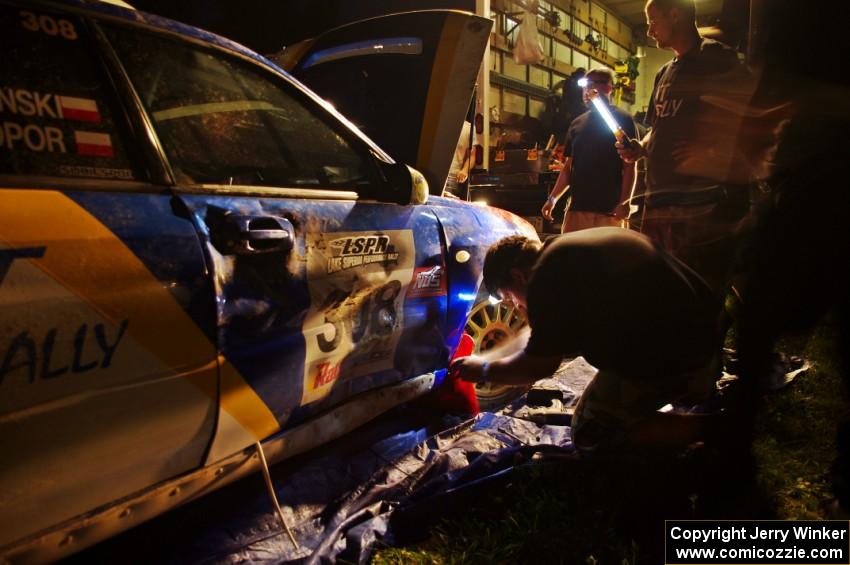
top-left (542, 156), bottom-right (572, 221)
top-left (613, 115), bottom-right (638, 219)
top-left (450, 349), bottom-right (562, 386)
top-left (455, 145), bottom-right (472, 183)
top-left (614, 159), bottom-right (636, 219)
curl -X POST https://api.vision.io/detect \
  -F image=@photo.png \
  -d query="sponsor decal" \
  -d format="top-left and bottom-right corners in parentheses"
top-left (58, 165), bottom-right (133, 179)
top-left (74, 130), bottom-right (112, 157)
top-left (326, 234), bottom-right (399, 274)
top-left (301, 230), bottom-right (415, 405)
top-left (0, 319), bottom-right (129, 386)
top-left (407, 265), bottom-right (447, 298)
top-left (313, 361), bottom-right (340, 388)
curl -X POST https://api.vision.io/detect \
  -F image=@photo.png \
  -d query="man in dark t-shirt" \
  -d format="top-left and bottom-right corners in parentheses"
top-left (451, 229), bottom-right (722, 455)
top-left (617, 0), bottom-right (757, 293)
top-left (542, 68), bottom-right (637, 233)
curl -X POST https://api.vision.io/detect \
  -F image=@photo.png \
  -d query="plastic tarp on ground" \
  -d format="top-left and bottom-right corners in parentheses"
top-left (187, 361), bottom-right (588, 564)
top-left (70, 359), bottom-right (591, 564)
top-left (71, 354), bottom-right (805, 564)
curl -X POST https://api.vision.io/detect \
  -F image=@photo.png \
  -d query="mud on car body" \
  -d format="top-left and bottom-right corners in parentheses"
top-left (0, 0), bottom-right (537, 561)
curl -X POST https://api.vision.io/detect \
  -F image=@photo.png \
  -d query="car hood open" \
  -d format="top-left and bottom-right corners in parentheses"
top-left (271, 10), bottom-right (491, 194)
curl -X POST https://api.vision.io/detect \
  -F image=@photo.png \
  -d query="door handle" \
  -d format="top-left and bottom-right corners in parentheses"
top-left (234, 215), bottom-right (294, 254)
top-left (214, 214), bottom-right (295, 255)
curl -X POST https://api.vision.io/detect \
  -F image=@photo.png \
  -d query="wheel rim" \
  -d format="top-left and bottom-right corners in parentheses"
top-left (464, 300), bottom-right (526, 402)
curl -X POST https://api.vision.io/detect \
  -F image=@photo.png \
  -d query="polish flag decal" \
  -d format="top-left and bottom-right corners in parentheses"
top-left (74, 131), bottom-right (113, 157)
top-left (59, 96), bottom-right (100, 123)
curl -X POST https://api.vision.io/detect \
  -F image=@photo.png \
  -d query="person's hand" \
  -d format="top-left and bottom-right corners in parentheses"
top-left (613, 202), bottom-right (630, 220)
top-left (456, 170), bottom-right (468, 184)
top-left (615, 137), bottom-right (645, 163)
top-left (449, 355), bottom-right (488, 383)
top-left (541, 196), bottom-right (556, 221)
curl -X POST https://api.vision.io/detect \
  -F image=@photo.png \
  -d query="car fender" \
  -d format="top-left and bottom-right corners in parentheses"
top-left (427, 196), bottom-right (538, 356)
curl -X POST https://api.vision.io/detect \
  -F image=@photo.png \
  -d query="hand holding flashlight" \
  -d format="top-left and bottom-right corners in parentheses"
top-left (615, 137), bottom-right (645, 163)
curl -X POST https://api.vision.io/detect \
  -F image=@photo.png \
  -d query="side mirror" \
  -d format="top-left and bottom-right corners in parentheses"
top-left (370, 159), bottom-right (429, 205)
top-left (407, 165), bottom-right (429, 205)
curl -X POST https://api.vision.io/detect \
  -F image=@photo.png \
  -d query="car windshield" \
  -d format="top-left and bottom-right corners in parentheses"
top-left (103, 24), bottom-right (373, 188)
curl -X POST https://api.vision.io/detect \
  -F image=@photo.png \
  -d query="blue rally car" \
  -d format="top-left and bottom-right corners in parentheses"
top-left (0, 0), bottom-right (536, 560)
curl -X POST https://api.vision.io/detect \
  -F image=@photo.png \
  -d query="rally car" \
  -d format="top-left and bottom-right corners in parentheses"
top-left (0, 0), bottom-right (535, 561)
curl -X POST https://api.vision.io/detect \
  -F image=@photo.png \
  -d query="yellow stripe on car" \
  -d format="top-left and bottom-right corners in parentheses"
top-left (0, 189), bottom-right (281, 439)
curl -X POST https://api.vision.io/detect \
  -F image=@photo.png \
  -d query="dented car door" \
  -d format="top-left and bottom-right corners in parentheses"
top-left (104, 22), bottom-right (450, 460)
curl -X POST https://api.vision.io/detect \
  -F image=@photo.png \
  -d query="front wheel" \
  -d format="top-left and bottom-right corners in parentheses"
top-left (464, 299), bottom-right (530, 411)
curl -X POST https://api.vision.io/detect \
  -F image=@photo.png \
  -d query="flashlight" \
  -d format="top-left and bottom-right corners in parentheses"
top-left (585, 88), bottom-right (640, 215)
top-left (585, 88), bottom-right (627, 143)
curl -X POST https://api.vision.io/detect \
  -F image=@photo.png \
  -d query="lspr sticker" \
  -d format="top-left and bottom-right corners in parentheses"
top-left (301, 230), bottom-right (414, 405)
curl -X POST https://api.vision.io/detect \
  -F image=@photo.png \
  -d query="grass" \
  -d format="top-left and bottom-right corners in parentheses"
top-left (373, 461), bottom-right (644, 564)
top-left (753, 322), bottom-right (846, 519)
top-left (372, 317), bottom-right (847, 564)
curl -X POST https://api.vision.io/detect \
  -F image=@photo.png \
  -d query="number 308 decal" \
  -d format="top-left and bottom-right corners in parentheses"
top-left (316, 280), bottom-right (401, 353)
top-left (20, 10), bottom-right (78, 40)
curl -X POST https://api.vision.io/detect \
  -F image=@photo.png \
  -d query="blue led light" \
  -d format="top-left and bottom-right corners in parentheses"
top-left (433, 368), bottom-right (448, 388)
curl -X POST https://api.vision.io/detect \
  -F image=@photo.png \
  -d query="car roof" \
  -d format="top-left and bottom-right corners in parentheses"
top-left (44, 0), bottom-right (271, 65)
top-left (26, 0), bottom-right (394, 162)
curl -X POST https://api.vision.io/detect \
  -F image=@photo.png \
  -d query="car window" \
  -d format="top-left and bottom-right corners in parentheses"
top-left (103, 24), bottom-right (374, 189)
top-left (0, 2), bottom-right (140, 180)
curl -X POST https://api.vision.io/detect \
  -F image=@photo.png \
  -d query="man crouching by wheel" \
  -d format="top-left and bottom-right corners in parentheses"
top-left (451, 228), bottom-right (725, 456)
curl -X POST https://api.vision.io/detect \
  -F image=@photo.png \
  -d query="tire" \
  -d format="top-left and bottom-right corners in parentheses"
top-left (464, 299), bottom-right (530, 410)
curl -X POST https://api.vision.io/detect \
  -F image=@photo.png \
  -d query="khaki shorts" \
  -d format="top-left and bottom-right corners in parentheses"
top-left (562, 210), bottom-right (627, 233)
top-left (570, 358), bottom-right (719, 456)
